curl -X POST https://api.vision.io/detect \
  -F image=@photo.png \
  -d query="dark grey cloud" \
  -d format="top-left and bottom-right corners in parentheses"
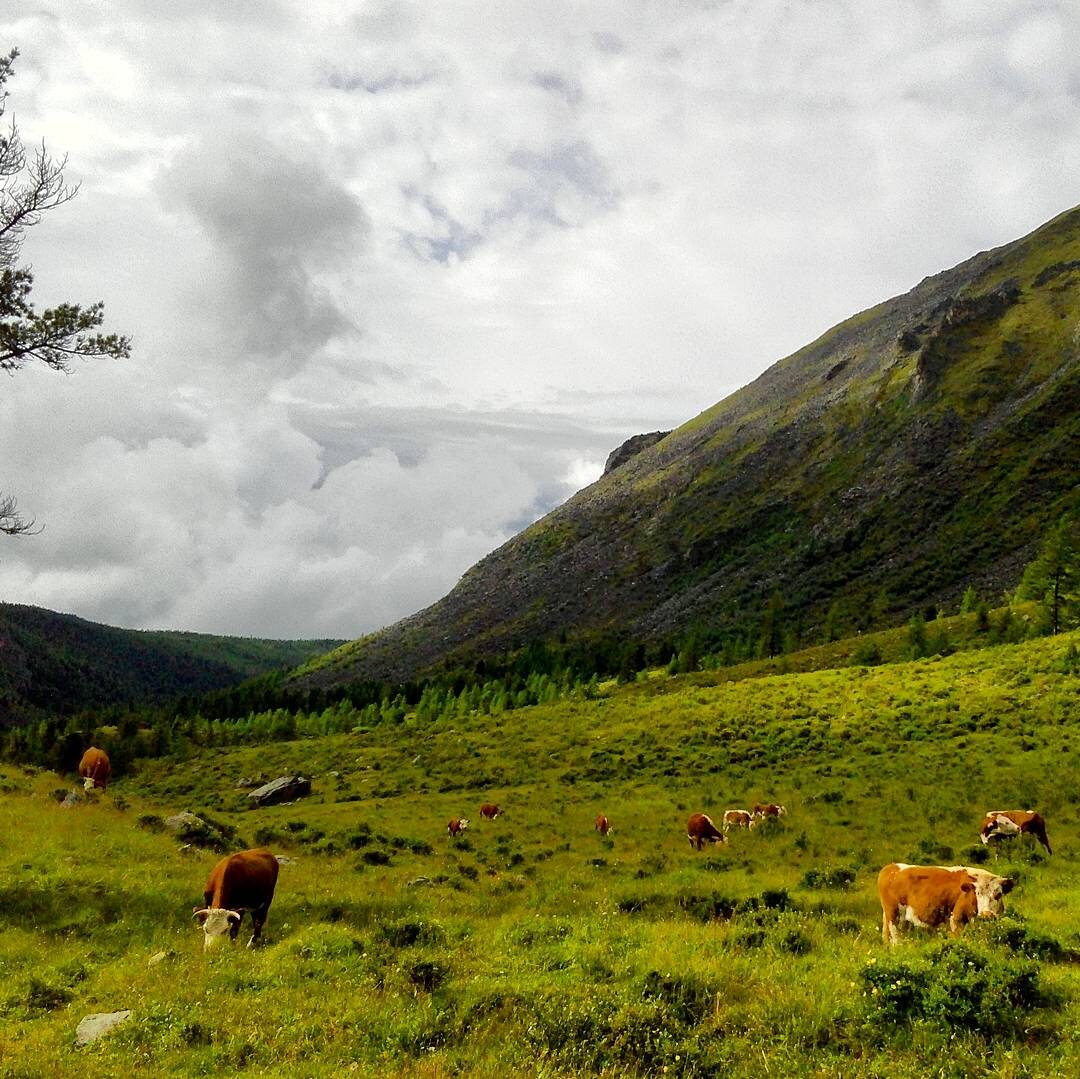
top-left (160, 132), bottom-right (370, 371)
top-left (531, 71), bottom-right (583, 106)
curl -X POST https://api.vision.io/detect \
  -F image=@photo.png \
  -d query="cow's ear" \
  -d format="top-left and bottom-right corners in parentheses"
top-left (961, 882), bottom-right (974, 893)
top-left (1001, 878), bottom-right (1015, 894)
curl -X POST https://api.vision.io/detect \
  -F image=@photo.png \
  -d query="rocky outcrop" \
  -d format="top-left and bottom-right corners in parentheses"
top-left (603, 431), bottom-right (671, 475)
top-left (248, 775), bottom-right (311, 807)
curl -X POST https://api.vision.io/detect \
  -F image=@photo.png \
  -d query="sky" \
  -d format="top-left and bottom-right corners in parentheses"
top-left (0, 1), bottom-right (1078, 640)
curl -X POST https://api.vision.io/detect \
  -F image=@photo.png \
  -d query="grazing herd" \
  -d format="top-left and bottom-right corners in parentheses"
top-left (69, 746), bottom-right (1052, 952)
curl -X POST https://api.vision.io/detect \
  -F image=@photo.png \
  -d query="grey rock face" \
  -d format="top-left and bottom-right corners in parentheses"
top-left (603, 430), bottom-right (671, 475)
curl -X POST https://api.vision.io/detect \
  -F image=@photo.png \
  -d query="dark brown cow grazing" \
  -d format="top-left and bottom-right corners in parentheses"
top-left (877, 862), bottom-right (1014, 945)
top-left (595, 814), bottom-right (611, 836)
top-left (479, 803), bottom-right (501, 820)
top-left (980, 810), bottom-right (1052, 854)
top-left (686, 812), bottom-right (727, 850)
top-left (193, 848), bottom-right (280, 951)
top-left (752, 803), bottom-right (785, 820)
top-left (723, 809), bottom-right (753, 831)
top-left (447, 817), bottom-right (469, 838)
top-left (78, 747), bottom-right (111, 791)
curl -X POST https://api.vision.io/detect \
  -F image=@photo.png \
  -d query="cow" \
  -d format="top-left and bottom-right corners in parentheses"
top-left (980, 810), bottom-right (1052, 854)
top-left (77, 747), bottom-right (111, 791)
top-left (595, 814), bottom-right (611, 836)
top-left (479, 803), bottom-right (501, 820)
top-left (877, 862), bottom-right (1014, 945)
top-left (447, 817), bottom-right (469, 838)
top-left (193, 848), bottom-right (280, 951)
top-left (723, 809), bottom-right (753, 831)
top-left (752, 803), bottom-right (786, 820)
top-left (686, 812), bottom-right (727, 850)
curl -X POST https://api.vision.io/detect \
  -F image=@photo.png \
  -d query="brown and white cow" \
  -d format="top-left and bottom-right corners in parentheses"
top-left (479, 803), bottom-right (501, 820)
top-left (980, 810), bottom-right (1052, 854)
top-left (78, 747), bottom-right (111, 791)
top-left (686, 812), bottom-right (727, 851)
top-left (723, 809), bottom-right (753, 831)
top-left (193, 848), bottom-right (280, 951)
top-left (447, 817), bottom-right (469, 838)
top-left (752, 803), bottom-right (786, 820)
top-left (595, 814), bottom-right (611, 836)
top-left (877, 862), bottom-right (1014, 945)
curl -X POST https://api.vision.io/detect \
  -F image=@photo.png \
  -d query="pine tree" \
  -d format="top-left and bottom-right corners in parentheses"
top-left (1016, 515), bottom-right (1079, 634)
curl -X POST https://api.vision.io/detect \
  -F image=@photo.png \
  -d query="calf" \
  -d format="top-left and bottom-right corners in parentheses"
top-left (723, 809), bottom-right (753, 831)
top-left (752, 803), bottom-right (786, 820)
top-left (193, 848), bottom-right (280, 951)
top-left (877, 862), bottom-right (1013, 945)
top-left (479, 803), bottom-right (501, 820)
top-left (980, 810), bottom-right (1051, 854)
top-left (595, 814), bottom-right (611, 836)
top-left (78, 747), bottom-right (111, 791)
top-left (686, 812), bottom-right (727, 851)
top-left (447, 817), bottom-right (469, 838)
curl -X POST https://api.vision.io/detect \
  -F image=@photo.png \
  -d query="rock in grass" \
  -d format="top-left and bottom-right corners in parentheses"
top-left (247, 775), bottom-right (312, 808)
top-left (75, 1010), bottom-right (131, 1047)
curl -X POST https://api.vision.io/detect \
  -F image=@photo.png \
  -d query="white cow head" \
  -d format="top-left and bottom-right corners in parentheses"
top-left (948, 867), bottom-right (1014, 917)
top-left (83, 776), bottom-right (97, 791)
top-left (193, 907), bottom-right (241, 950)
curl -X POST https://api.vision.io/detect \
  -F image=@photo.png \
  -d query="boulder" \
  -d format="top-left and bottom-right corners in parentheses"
top-left (247, 775), bottom-right (312, 808)
top-left (75, 1010), bottom-right (131, 1047)
top-left (164, 812), bottom-right (229, 851)
top-left (57, 788), bottom-right (87, 809)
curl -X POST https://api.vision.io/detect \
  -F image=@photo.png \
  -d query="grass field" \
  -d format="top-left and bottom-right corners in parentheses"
top-left (1, 630), bottom-right (1079, 1076)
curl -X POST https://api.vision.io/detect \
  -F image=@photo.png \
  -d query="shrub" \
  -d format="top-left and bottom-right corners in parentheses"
top-left (379, 919), bottom-right (446, 949)
top-left (641, 970), bottom-right (715, 1024)
top-left (360, 849), bottom-right (391, 866)
top-left (25, 977), bottom-right (72, 1011)
top-left (850, 641), bottom-right (882, 666)
top-left (801, 865), bottom-right (857, 889)
top-left (136, 813), bottom-right (165, 832)
top-left (408, 959), bottom-right (449, 992)
top-left (861, 941), bottom-right (1046, 1036)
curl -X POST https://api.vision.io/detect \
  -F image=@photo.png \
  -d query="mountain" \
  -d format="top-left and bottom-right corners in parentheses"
top-left (299, 205), bottom-right (1080, 687)
top-left (0, 602), bottom-right (343, 724)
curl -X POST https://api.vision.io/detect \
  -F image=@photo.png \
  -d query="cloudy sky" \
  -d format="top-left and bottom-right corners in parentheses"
top-left (0, 2), bottom-right (1077, 640)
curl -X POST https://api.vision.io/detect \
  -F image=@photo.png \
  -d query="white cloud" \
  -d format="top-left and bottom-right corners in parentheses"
top-left (1, 0), bottom-right (1078, 637)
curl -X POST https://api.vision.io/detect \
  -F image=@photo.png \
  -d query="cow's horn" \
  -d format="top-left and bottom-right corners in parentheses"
top-left (192, 907), bottom-right (210, 920)
top-left (226, 910), bottom-right (242, 923)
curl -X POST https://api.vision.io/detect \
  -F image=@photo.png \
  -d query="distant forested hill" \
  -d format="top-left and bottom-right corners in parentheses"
top-left (0, 602), bottom-right (343, 725)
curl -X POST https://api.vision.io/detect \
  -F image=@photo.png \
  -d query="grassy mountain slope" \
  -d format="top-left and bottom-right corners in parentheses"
top-left (304, 205), bottom-right (1080, 687)
top-left (0, 602), bottom-right (343, 725)
top-left (1, 631), bottom-right (1078, 1076)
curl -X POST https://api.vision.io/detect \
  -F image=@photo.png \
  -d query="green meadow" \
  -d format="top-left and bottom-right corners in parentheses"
top-left (2, 630), bottom-right (1079, 1077)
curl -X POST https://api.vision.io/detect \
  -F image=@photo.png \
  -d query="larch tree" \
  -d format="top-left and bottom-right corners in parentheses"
top-left (1, 48), bottom-right (130, 535)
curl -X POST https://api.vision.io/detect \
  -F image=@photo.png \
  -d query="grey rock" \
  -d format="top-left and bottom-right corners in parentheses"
top-left (247, 775), bottom-right (312, 808)
top-left (75, 1010), bottom-right (132, 1047)
top-left (603, 430), bottom-right (671, 475)
top-left (58, 788), bottom-right (87, 809)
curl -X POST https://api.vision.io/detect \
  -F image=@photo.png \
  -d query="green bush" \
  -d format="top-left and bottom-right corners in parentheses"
top-left (801, 865), bottom-right (857, 889)
top-left (861, 942), bottom-right (1046, 1036)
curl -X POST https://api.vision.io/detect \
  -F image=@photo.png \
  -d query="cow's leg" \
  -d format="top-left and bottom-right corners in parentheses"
top-left (881, 903), bottom-right (900, 945)
top-left (1036, 825), bottom-right (1052, 855)
top-left (248, 905), bottom-right (269, 947)
top-left (229, 910), bottom-right (245, 943)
